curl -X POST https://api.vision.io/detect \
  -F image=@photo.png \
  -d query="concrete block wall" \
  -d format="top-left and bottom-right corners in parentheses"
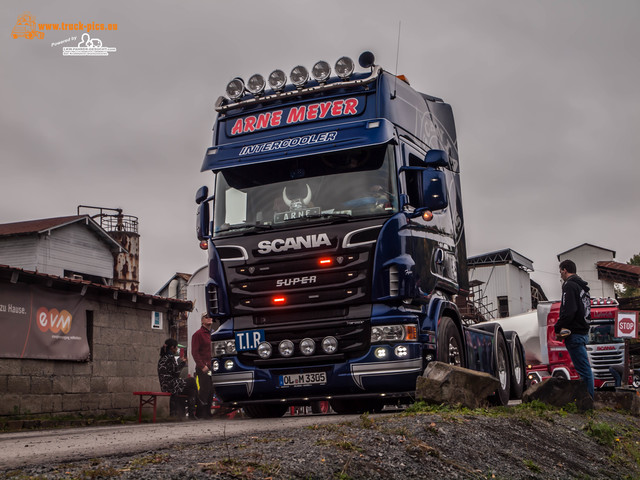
top-left (0, 298), bottom-right (174, 419)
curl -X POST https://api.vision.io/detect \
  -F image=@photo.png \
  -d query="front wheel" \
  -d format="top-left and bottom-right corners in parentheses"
top-left (436, 316), bottom-right (464, 367)
top-left (508, 333), bottom-right (525, 399)
top-left (243, 404), bottom-right (287, 418)
top-left (489, 332), bottom-right (511, 406)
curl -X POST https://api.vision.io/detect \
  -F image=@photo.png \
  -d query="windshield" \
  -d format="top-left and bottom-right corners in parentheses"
top-left (212, 144), bottom-right (398, 236)
top-left (588, 323), bottom-right (625, 344)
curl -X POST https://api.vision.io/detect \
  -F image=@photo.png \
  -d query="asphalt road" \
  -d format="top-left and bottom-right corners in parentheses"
top-left (0, 414), bottom-right (347, 470)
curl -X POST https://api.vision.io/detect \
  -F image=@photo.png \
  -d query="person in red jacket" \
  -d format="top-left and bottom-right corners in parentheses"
top-left (192, 313), bottom-right (214, 418)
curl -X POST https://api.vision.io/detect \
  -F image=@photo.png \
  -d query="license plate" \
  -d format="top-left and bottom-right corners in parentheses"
top-left (279, 372), bottom-right (327, 387)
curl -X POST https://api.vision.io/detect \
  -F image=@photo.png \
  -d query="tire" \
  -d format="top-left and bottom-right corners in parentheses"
top-left (552, 370), bottom-right (569, 380)
top-left (311, 400), bottom-right (330, 414)
top-left (243, 404), bottom-right (287, 418)
top-left (508, 334), bottom-right (525, 400)
top-left (436, 316), bottom-right (464, 367)
top-left (489, 332), bottom-right (511, 406)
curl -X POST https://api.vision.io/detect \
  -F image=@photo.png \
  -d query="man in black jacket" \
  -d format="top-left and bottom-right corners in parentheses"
top-left (556, 259), bottom-right (594, 398)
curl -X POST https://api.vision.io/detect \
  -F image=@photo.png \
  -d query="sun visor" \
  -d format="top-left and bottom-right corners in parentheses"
top-left (201, 119), bottom-right (394, 172)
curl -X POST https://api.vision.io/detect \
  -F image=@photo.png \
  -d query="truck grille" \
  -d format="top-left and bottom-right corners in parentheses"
top-left (588, 350), bottom-right (624, 379)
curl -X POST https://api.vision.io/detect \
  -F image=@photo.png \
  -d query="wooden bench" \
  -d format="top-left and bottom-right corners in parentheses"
top-left (132, 391), bottom-right (172, 423)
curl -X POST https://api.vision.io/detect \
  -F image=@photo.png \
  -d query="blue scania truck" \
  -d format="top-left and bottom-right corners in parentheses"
top-left (195, 52), bottom-right (525, 417)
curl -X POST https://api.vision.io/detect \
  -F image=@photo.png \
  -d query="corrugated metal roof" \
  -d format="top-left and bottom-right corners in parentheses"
top-left (467, 248), bottom-right (534, 272)
top-left (0, 215), bottom-right (87, 236)
top-left (0, 215), bottom-right (125, 253)
top-left (596, 261), bottom-right (640, 287)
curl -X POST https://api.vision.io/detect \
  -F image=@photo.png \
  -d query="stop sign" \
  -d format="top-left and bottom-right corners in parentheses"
top-left (616, 311), bottom-right (638, 338)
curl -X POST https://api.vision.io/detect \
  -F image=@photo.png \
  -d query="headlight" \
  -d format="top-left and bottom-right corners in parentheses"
top-left (300, 338), bottom-right (316, 356)
top-left (257, 342), bottom-right (272, 359)
top-left (322, 336), bottom-right (338, 354)
top-left (225, 77), bottom-right (245, 100)
top-left (213, 339), bottom-right (237, 356)
top-left (246, 73), bottom-right (265, 95)
top-left (279, 339), bottom-right (294, 357)
top-left (334, 56), bottom-right (354, 79)
top-left (371, 324), bottom-right (418, 343)
top-left (290, 65), bottom-right (309, 87)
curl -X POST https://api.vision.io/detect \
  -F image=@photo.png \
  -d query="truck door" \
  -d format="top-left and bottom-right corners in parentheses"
top-left (401, 143), bottom-right (458, 298)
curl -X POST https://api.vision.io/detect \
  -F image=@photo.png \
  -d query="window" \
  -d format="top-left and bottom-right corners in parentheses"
top-left (498, 296), bottom-right (509, 318)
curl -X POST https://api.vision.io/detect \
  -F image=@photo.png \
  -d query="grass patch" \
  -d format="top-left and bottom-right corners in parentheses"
top-left (584, 420), bottom-right (617, 447)
top-left (523, 459), bottom-right (541, 473)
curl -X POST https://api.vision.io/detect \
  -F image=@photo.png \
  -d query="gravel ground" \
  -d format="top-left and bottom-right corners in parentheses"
top-left (4, 404), bottom-right (640, 480)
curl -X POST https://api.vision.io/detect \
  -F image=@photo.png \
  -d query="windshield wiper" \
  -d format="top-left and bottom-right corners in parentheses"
top-left (304, 212), bottom-right (352, 221)
top-left (218, 222), bottom-right (273, 232)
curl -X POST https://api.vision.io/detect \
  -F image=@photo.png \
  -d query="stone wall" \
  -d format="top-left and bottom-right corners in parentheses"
top-left (0, 294), bottom-right (188, 419)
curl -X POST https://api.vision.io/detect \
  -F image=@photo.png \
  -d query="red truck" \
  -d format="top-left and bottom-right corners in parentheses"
top-left (495, 298), bottom-right (624, 389)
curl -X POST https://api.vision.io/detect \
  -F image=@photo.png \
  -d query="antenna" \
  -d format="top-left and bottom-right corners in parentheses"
top-left (392, 21), bottom-right (401, 99)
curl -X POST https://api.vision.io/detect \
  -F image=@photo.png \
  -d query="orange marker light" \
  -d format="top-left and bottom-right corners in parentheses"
top-left (272, 296), bottom-right (287, 305)
top-left (199, 240), bottom-right (209, 250)
top-left (405, 325), bottom-right (418, 341)
top-left (319, 258), bottom-right (333, 266)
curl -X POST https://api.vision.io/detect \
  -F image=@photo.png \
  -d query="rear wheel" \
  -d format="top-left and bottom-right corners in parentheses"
top-left (243, 404), bottom-right (287, 418)
top-left (436, 316), bottom-right (463, 367)
top-left (509, 335), bottom-right (525, 399)
top-left (489, 332), bottom-right (511, 406)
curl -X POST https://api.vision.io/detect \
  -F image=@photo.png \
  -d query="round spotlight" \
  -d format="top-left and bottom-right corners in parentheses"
top-left (334, 56), bottom-right (355, 79)
top-left (321, 336), bottom-right (338, 354)
top-left (268, 69), bottom-right (287, 92)
top-left (225, 77), bottom-right (245, 100)
top-left (212, 360), bottom-right (220, 372)
top-left (394, 345), bottom-right (408, 358)
top-left (246, 73), bottom-right (266, 95)
top-left (290, 65), bottom-right (309, 87)
top-left (279, 339), bottom-right (295, 357)
top-left (374, 347), bottom-right (388, 359)
top-left (224, 359), bottom-right (234, 370)
top-left (257, 342), bottom-right (273, 359)
top-left (300, 338), bottom-right (316, 356)
top-left (358, 51), bottom-right (376, 69)
top-left (311, 60), bottom-right (331, 83)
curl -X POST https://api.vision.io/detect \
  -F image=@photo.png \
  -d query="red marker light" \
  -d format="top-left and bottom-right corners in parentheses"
top-left (272, 296), bottom-right (286, 305)
top-left (199, 240), bottom-right (209, 250)
top-left (319, 258), bottom-right (333, 266)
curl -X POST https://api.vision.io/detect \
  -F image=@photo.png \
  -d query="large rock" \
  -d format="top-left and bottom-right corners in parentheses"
top-left (594, 389), bottom-right (640, 416)
top-left (416, 361), bottom-right (500, 409)
top-left (522, 377), bottom-right (593, 411)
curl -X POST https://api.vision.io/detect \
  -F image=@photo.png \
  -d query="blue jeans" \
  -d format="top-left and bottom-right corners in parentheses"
top-left (565, 334), bottom-right (594, 398)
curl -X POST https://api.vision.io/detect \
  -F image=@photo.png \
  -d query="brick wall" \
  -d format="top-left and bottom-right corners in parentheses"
top-left (0, 297), bottom-right (185, 419)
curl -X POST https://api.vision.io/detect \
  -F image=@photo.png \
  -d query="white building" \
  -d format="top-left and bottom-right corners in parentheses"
top-left (557, 243), bottom-right (616, 299)
top-left (0, 215), bottom-right (124, 285)
top-left (467, 249), bottom-right (536, 318)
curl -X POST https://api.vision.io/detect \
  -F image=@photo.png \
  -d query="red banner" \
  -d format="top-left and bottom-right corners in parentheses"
top-left (0, 283), bottom-right (89, 360)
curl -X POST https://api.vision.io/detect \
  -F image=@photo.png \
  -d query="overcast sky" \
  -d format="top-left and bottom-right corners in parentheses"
top-left (2, 0), bottom-right (639, 301)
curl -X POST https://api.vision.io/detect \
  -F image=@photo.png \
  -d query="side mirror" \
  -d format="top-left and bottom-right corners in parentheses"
top-left (424, 149), bottom-right (450, 169)
top-left (422, 169), bottom-right (448, 211)
top-left (196, 202), bottom-right (210, 241)
top-left (195, 186), bottom-right (209, 205)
